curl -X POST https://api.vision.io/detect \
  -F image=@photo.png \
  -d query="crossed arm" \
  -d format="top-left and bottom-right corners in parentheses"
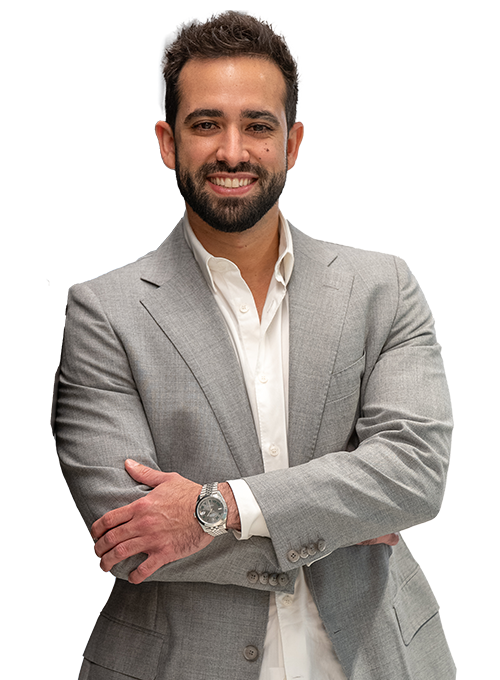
top-left (91, 459), bottom-right (399, 585)
top-left (56, 257), bottom-right (448, 587)
top-left (91, 461), bottom-right (239, 583)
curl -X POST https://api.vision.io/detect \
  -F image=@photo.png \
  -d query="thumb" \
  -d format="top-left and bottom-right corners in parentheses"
top-left (125, 459), bottom-right (167, 487)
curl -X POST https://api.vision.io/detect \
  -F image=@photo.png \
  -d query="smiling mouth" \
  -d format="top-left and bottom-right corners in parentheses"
top-left (208, 177), bottom-right (256, 188)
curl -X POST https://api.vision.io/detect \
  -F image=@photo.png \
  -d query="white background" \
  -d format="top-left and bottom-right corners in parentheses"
top-left (2, 0), bottom-right (500, 680)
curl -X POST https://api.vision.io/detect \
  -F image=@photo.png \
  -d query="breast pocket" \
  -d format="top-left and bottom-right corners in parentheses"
top-left (325, 353), bottom-right (366, 404)
top-left (315, 353), bottom-right (366, 454)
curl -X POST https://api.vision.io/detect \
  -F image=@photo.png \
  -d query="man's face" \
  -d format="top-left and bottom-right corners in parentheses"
top-left (158, 57), bottom-right (302, 234)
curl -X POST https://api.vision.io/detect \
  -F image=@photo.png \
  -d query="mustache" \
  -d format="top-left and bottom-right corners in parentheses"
top-left (197, 161), bottom-right (269, 178)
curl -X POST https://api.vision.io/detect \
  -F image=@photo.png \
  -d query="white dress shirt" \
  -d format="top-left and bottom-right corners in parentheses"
top-left (183, 213), bottom-right (347, 680)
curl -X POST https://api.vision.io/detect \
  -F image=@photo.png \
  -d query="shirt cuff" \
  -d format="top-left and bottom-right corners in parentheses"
top-left (226, 479), bottom-right (271, 540)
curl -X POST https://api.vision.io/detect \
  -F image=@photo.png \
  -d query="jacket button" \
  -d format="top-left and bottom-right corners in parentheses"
top-left (287, 549), bottom-right (300, 563)
top-left (243, 645), bottom-right (259, 661)
top-left (300, 546), bottom-right (309, 559)
top-left (317, 539), bottom-right (326, 552)
top-left (247, 571), bottom-right (259, 584)
top-left (278, 573), bottom-right (289, 586)
top-left (307, 543), bottom-right (317, 556)
top-left (268, 573), bottom-right (278, 586)
top-left (259, 572), bottom-right (269, 585)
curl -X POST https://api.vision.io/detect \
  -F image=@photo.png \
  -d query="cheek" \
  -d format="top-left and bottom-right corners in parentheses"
top-left (256, 141), bottom-right (286, 165)
top-left (177, 137), bottom-right (217, 166)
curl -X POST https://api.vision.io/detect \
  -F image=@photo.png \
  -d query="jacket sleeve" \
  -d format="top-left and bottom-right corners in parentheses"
top-left (53, 282), bottom-right (293, 591)
top-left (244, 256), bottom-right (453, 573)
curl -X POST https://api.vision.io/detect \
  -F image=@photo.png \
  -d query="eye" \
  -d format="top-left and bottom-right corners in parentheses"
top-left (192, 121), bottom-right (218, 132)
top-left (248, 123), bottom-right (272, 134)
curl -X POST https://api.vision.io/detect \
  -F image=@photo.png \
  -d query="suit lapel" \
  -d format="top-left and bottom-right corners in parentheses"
top-left (287, 226), bottom-right (354, 468)
top-left (138, 222), bottom-right (354, 476)
top-left (139, 224), bottom-right (263, 478)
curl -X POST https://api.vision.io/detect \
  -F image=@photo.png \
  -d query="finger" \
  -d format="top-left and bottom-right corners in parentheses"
top-left (125, 459), bottom-right (168, 487)
top-left (99, 537), bottom-right (149, 573)
top-left (385, 533), bottom-right (400, 546)
top-left (373, 533), bottom-right (399, 546)
top-left (128, 554), bottom-right (168, 585)
top-left (94, 520), bottom-right (140, 558)
top-left (91, 504), bottom-right (135, 542)
top-left (357, 533), bottom-right (400, 546)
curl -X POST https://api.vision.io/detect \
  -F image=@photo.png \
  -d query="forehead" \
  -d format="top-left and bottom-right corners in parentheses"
top-left (176, 56), bottom-right (287, 122)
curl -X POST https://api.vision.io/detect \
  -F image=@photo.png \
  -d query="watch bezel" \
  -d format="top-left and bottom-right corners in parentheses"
top-left (195, 494), bottom-right (227, 527)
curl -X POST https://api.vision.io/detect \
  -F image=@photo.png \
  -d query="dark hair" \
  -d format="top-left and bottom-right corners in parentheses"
top-left (162, 11), bottom-right (298, 131)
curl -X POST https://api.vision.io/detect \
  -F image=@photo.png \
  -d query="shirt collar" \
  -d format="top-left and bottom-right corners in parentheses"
top-left (182, 211), bottom-right (294, 293)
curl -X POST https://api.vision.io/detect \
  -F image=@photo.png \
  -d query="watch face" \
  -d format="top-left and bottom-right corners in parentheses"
top-left (197, 497), bottom-right (225, 525)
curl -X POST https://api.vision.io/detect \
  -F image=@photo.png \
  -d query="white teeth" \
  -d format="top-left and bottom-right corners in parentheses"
top-left (210, 177), bottom-right (253, 187)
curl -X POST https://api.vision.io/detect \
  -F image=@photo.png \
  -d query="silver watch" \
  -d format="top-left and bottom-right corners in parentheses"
top-left (194, 482), bottom-right (228, 536)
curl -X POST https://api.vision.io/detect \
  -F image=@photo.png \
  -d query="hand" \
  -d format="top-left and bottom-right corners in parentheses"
top-left (357, 533), bottom-right (400, 546)
top-left (91, 460), bottom-right (213, 584)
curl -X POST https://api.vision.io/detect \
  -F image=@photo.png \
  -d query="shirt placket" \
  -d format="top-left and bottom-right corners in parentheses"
top-left (185, 218), bottom-right (346, 680)
top-left (256, 283), bottom-right (289, 474)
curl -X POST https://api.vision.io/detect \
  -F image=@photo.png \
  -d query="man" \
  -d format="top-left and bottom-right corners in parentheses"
top-left (53, 11), bottom-right (455, 680)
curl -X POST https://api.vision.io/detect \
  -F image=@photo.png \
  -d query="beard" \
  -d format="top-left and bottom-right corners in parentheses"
top-left (175, 159), bottom-right (287, 233)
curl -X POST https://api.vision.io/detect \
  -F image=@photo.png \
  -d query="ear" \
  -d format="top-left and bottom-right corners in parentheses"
top-left (155, 121), bottom-right (176, 170)
top-left (286, 122), bottom-right (304, 171)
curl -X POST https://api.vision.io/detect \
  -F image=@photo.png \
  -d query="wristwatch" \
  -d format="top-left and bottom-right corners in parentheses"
top-left (194, 482), bottom-right (228, 536)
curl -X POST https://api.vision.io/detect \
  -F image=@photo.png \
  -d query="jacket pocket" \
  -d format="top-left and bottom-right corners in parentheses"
top-left (325, 353), bottom-right (366, 404)
top-left (83, 612), bottom-right (165, 680)
top-left (393, 566), bottom-right (439, 645)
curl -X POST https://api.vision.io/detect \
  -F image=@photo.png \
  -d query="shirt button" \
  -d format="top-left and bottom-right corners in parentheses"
top-left (258, 374), bottom-right (268, 383)
top-left (269, 444), bottom-right (279, 456)
top-left (239, 304), bottom-right (249, 314)
top-left (243, 645), bottom-right (259, 661)
top-left (281, 594), bottom-right (294, 607)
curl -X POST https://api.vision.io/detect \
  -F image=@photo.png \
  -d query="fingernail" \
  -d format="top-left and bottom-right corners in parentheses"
top-left (126, 459), bottom-right (138, 466)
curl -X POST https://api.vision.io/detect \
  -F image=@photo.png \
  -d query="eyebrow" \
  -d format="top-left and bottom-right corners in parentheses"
top-left (241, 109), bottom-right (281, 127)
top-left (183, 109), bottom-right (224, 125)
top-left (183, 108), bottom-right (281, 127)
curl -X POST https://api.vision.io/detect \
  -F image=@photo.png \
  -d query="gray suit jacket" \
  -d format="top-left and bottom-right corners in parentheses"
top-left (54, 222), bottom-right (456, 679)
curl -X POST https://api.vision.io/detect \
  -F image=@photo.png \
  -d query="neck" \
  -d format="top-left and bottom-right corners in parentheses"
top-left (186, 204), bottom-right (281, 270)
top-left (186, 204), bottom-right (281, 319)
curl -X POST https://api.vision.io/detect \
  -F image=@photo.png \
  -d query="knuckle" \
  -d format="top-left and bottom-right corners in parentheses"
top-left (136, 561), bottom-right (150, 576)
top-left (102, 513), bottom-right (116, 530)
top-left (114, 542), bottom-right (130, 560)
top-left (134, 560), bottom-right (153, 581)
top-left (102, 529), bottom-right (116, 547)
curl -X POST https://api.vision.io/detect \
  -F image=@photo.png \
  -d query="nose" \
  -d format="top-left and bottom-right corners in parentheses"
top-left (215, 126), bottom-right (250, 167)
